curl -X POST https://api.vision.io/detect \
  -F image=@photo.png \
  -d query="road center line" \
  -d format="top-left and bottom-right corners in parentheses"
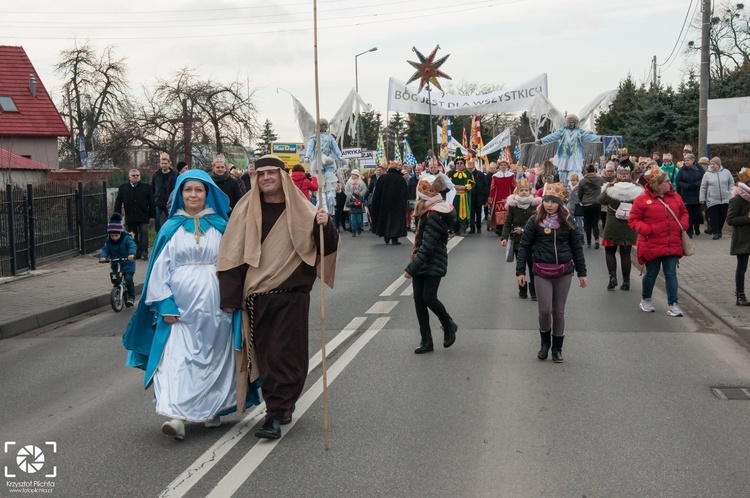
top-left (158, 316), bottom-right (367, 498)
top-left (206, 317), bottom-right (391, 498)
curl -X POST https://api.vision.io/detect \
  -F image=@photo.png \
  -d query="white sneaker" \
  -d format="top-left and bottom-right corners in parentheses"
top-left (667, 303), bottom-right (684, 317)
top-left (161, 419), bottom-right (185, 440)
top-left (204, 416), bottom-right (221, 428)
top-left (639, 299), bottom-right (655, 312)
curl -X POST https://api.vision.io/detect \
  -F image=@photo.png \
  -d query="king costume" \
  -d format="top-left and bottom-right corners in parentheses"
top-left (217, 155), bottom-right (340, 439)
top-left (123, 170), bottom-right (260, 439)
top-left (447, 155), bottom-right (475, 235)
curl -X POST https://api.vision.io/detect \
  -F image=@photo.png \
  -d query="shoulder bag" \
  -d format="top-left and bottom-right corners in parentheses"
top-left (657, 198), bottom-right (694, 257)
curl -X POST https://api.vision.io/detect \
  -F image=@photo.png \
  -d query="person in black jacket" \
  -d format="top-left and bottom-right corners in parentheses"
top-left (467, 158), bottom-right (488, 234)
top-left (370, 165), bottom-right (408, 244)
top-left (114, 169), bottom-right (156, 259)
top-left (516, 182), bottom-right (587, 363)
top-left (151, 153), bottom-right (177, 233)
top-left (675, 153), bottom-right (705, 237)
top-left (210, 154), bottom-right (244, 211)
top-left (405, 174), bottom-right (458, 354)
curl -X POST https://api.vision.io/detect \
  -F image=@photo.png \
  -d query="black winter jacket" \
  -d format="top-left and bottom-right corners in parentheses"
top-left (211, 173), bottom-right (244, 210)
top-left (516, 215), bottom-right (587, 277)
top-left (114, 182), bottom-right (155, 224)
top-left (405, 208), bottom-right (457, 277)
top-left (151, 169), bottom-right (176, 208)
top-left (676, 164), bottom-right (704, 205)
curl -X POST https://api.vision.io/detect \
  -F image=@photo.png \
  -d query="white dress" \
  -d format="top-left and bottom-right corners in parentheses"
top-left (145, 224), bottom-right (236, 422)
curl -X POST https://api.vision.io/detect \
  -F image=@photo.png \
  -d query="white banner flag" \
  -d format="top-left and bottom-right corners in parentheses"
top-left (479, 128), bottom-right (511, 156)
top-left (387, 74), bottom-right (548, 116)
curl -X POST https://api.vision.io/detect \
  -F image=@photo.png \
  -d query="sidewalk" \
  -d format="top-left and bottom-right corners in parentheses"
top-left (1, 230), bottom-right (749, 342)
top-left (0, 254), bottom-right (147, 339)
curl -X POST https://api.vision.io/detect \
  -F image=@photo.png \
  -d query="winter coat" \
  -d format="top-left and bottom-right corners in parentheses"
top-left (676, 164), bottom-right (704, 205)
top-left (344, 179), bottom-right (368, 212)
top-left (470, 168), bottom-right (489, 205)
top-left (660, 163), bottom-right (679, 189)
top-left (576, 173), bottom-right (604, 206)
top-left (700, 167), bottom-right (735, 208)
top-left (291, 170), bottom-right (319, 200)
top-left (567, 183), bottom-right (582, 214)
top-left (516, 214), bottom-right (587, 277)
top-left (114, 181), bottom-right (155, 224)
top-left (501, 195), bottom-right (541, 248)
top-left (210, 172), bottom-right (244, 210)
top-left (727, 185), bottom-right (750, 255)
top-left (151, 169), bottom-right (176, 208)
top-left (599, 181), bottom-right (643, 246)
top-left (370, 168), bottom-right (408, 238)
top-left (628, 186), bottom-right (689, 264)
top-left (405, 206), bottom-right (456, 277)
top-left (101, 232), bottom-right (137, 274)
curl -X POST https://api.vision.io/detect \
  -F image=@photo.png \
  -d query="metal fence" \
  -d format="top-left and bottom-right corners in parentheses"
top-left (0, 181), bottom-right (108, 276)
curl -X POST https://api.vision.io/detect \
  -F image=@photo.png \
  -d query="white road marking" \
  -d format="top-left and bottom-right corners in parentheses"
top-left (366, 301), bottom-right (399, 314)
top-left (206, 317), bottom-right (391, 498)
top-left (380, 275), bottom-right (407, 296)
top-left (401, 285), bottom-right (413, 296)
top-left (158, 316), bottom-right (367, 498)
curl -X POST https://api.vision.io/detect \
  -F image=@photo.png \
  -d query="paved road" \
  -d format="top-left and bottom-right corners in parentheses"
top-left (2, 230), bottom-right (750, 497)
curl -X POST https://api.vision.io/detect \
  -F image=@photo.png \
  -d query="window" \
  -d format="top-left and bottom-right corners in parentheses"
top-left (0, 96), bottom-right (19, 112)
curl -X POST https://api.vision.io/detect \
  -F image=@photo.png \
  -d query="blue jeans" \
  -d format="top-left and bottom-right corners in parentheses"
top-left (350, 212), bottom-right (363, 233)
top-left (155, 206), bottom-right (169, 233)
top-left (642, 255), bottom-right (679, 305)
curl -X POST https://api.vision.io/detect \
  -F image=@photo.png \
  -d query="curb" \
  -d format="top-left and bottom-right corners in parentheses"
top-left (0, 283), bottom-right (144, 340)
top-left (678, 281), bottom-right (750, 345)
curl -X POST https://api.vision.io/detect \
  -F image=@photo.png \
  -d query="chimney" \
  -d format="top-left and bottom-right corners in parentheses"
top-left (29, 74), bottom-right (37, 98)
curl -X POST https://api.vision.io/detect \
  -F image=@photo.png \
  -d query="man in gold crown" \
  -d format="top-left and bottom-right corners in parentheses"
top-left (447, 150), bottom-right (474, 236)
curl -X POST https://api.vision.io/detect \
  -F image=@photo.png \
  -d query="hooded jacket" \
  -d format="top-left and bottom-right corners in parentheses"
top-left (577, 173), bottom-right (604, 206)
top-left (700, 166), bottom-right (735, 208)
top-left (628, 186), bottom-right (689, 264)
top-left (291, 170), bottom-right (319, 200)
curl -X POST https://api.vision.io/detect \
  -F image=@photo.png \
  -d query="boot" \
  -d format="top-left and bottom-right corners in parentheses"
top-left (737, 292), bottom-right (750, 307)
top-left (441, 319), bottom-right (458, 348)
top-left (551, 335), bottom-right (564, 363)
top-left (518, 283), bottom-right (528, 299)
top-left (607, 272), bottom-right (618, 290)
top-left (529, 280), bottom-right (537, 301)
top-left (620, 279), bottom-right (630, 291)
top-left (414, 330), bottom-right (434, 354)
top-left (537, 330), bottom-right (551, 360)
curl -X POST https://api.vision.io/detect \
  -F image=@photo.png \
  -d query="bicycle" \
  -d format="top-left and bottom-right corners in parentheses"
top-left (101, 257), bottom-right (130, 312)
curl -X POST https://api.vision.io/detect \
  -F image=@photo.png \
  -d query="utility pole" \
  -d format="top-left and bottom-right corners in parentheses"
top-left (652, 56), bottom-right (658, 87)
top-left (699, 0), bottom-right (711, 158)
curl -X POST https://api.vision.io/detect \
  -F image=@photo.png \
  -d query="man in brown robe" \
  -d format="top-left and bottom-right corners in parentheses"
top-left (217, 154), bottom-right (339, 439)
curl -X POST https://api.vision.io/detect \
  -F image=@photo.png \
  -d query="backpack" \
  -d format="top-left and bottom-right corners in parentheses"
top-left (615, 202), bottom-right (632, 220)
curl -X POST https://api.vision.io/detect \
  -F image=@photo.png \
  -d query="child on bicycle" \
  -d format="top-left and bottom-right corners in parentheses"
top-left (99, 213), bottom-right (137, 307)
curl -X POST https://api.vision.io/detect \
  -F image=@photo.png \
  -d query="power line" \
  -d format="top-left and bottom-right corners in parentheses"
top-left (658, 0), bottom-right (697, 68)
top-left (661, 0), bottom-right (702, 73)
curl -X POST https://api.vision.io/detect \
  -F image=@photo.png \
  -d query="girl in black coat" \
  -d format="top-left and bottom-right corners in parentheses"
top-left (404, 175), bottom-right (458, 354)
top-left (516, 182), bottom-right (587, 363)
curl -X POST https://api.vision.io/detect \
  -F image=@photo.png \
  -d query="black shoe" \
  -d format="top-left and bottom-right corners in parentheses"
top-left (255, 417), bottom-right (281, 439)
top-left (414, 331), bottom-right (434, 354)
top-left (538, 330), bottom-right (551, 360)
top-left (352, 232), bottom-right (356, 237)
top-left (705, 229), bottom-right (713, 235)
top-left (713, 234), bottom-right (721, 240)
top-left (391, 239), bottom-right (402, 245)
top-left (737, 292), bottom-right (750, 307)
top-left (607, 272), bottom-right (618, 290)
top-left (620, 280), bottom-right (630, 291)
top-left (384, 237), bottom-right (390, 245)
top-left (551, 335), bottom-right (564, 363)
top-left (530, 294), bottom-right (537, 301)
top-left (594, 241), bottom-right (600, 249)
top-left (477, 228), bottom-right (481, 233)
top-left (358, 229), bottom-right (362, 235)
top-left (126, 298), bottom-right (134, 307)
top-left (468, 229), bottom-right (476, 234)
top-left (695, 229), bottom-right (701, 235)
top-left (518, 283), bottom-right (528, 299)
top-left (280, 416), bottom-right (292, 425)
top-left (141, 254), bottom-right (148, 260)
top-left (441, 319), bottom-right (458, 348)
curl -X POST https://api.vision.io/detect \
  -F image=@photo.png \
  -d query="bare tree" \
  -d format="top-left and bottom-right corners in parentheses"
top-left (688, 2), bottom-right (750, 79)
top-left (55, 42), bottom-right (128, 167)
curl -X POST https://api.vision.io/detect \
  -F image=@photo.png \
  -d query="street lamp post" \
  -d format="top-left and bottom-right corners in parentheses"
top-left (354, 47), bottom-right (377, 150)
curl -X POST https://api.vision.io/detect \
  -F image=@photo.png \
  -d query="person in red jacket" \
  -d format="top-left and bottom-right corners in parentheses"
top-left (628, 164), bottom-right (690, 317)
top-left (290, 164), bottom-right (319, 201)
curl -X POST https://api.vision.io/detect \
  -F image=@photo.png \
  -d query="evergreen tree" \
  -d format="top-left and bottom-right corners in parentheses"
top-left (386, 113), bottom-right (407, 160)
top-left (256, 119), bottom-right (278, 155)
top-left (356, 110), bottom-right (382, 151)
top-left (405, 114), bottom-right (433, 161)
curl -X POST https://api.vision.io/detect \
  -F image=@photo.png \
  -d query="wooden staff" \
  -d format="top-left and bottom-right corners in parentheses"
top-left (312, 0), bottom-right (330, 451)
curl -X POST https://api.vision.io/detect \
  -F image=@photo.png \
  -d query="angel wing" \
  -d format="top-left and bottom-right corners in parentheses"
top-left (527, 94), bottom-right (565, 139)
top-left (578, 89), bottom-right (618, 131)
top-left (278, 88), bottom-right (316, 143)
top-left (329, 89), bottom-right (371, 148)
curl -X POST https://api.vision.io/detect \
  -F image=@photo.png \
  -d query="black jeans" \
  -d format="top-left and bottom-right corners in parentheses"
top-left (412, 275), bottom-right (450, 332)
top-left (737, 253), bottom-right (749, 294)
top-left (581, 204), bottom-right (600, 244)
top-left (685, 203), bottom-right (703, 236)
top-left (126, 222), bottom-right (149, 258)
top-left (707, 203), bottom-right (729, 235)
top-left (469, 198), bottom-right (483, 232)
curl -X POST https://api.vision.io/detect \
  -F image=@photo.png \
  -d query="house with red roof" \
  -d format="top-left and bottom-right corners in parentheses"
top-left (0, 45), bottom-right (70, 185)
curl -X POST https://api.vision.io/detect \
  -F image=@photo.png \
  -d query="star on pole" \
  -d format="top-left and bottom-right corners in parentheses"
top-left (406, 45), bottom-right (452, 94)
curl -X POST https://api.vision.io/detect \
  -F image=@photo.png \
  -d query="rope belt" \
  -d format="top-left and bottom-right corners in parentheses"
top-left (244, 288), bottom-right (294, 370)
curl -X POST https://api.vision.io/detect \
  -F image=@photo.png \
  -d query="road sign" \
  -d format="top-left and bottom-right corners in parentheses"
top-left (603, 135), bottom-right (623, 155)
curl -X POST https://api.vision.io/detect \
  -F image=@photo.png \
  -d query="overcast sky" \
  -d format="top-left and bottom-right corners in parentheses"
top-left (3, 0), bottom-right (701, 146)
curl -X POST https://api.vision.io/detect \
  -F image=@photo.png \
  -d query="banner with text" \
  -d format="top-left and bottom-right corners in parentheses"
top-left (387, 74), bottom-right (548, 116)
top-left (479, 128), bottom-right (511, 156)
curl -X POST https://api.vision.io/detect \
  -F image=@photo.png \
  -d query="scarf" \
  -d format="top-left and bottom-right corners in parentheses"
top-left (211, 171), bottom-right (231, 182)
top-left (539, 212), bottom-right (561, 230)
top-left (515, 195), bottom-right (533, 210)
